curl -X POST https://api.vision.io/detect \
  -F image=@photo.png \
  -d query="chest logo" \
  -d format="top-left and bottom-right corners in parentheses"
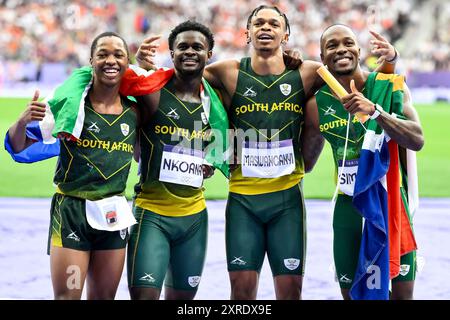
top-left (324, 105), bottom-right (336, 115)
top-left (243, 86), bottom-right (257, 97)
top-left (167, 108), bottom-right (180, 120)
top-left (280, 83), bottom-right (291, 96)
top-left (120, 123), bottom-right (130, 136)
top-left (87, 122), bottom-right (100, 133)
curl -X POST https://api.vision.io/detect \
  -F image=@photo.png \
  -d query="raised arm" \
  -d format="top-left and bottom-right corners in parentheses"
top-left (374, 84), bottom-right (424, 151)
top-left (370, 30), bottom-right (398, 74)
top-left (8, 90), bottom-right (46, 153)
top-left (301, 96), bottom-right (325, 173)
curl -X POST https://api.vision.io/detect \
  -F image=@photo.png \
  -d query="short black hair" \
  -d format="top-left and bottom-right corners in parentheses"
top-left (90, 31), bottom-right (129, 58)
top-left (246, 5), bottom-right (291, 35)
top-left (168, 20), bottom-right (215, 51)
top-left (319, 23), bottom-right (354, 52)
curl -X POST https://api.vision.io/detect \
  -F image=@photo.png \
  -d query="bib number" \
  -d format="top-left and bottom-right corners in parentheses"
top-left (159, 145), bottom-right (204, 188)
top-left (241, 139), bottom-right (295, 178)
top-left (338, 159), bottom-right (359, 196)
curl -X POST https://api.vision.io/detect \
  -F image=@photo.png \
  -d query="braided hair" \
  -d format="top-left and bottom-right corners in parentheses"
top-left (246, 5), bottom-right (291, 35)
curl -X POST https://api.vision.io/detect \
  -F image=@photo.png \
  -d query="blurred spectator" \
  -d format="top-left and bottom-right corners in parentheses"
top-left (0, 0), bottom-right (448, 86)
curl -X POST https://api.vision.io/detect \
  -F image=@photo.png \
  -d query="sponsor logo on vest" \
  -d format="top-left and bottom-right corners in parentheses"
top-left (87, 122), bottom-right (100, 133)
top-left (188, 276), bottom-right (201, 288)
top-left (284, 258), bottom-right (300, 270)
top-left (166, 108), bottom-right (180, 120)
top-left (280, 83), bottom-right (292, 96)
top-left (324, 105), bottom-right (336, 115)
top-left (243, 86), bottom-right (257, 97)
top-left (399, 264), bottom-right (410, 276)
top-left (120, 123), bottom-right (130, 136)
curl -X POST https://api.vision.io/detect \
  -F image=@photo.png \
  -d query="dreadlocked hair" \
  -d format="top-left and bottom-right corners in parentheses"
top-left (246, 5), bottom-right (291, 35)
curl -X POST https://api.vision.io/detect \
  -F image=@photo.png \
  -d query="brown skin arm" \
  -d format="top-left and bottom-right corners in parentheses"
top-left (204, 59), bottom-right (240, 109)
top-left (342, 83), bottom-right (424, 151)
top-left (299, 60), bottom-right (325, 99)
top-left (135, 91), bottom-right (161, 125)
top-left (302, 96), bottom-right (325, 173)
top-left (8, 90), bottom-right (46, 153)
top-left (375, 85), bottom-right (424, 151)
top-left (370, 30), bottom-right (397, 74)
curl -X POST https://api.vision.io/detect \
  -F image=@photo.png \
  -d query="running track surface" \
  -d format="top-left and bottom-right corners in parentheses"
top-left (0, 198), bottom-right (449, 300)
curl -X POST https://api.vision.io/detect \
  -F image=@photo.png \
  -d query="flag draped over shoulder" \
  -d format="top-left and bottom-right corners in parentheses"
top-left (120, 67), bottom-right (230, 178)
top-left (350, 73), bottom-right (417, 300)
top-left (5, 65), bottom-right (230, 178)
top-left (4, 65), bottom-right (172, 163)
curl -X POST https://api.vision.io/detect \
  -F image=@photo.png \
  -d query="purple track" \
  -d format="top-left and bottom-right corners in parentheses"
top-left (0, 198), bottom-right (449, 300)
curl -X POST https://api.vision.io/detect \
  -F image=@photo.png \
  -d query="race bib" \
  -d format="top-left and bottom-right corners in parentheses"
top-left (159, 145), bottom-right (204, 188)
top-left (241, 139), bottom-right (295, 178)
top-left (85, 195), bottom-right (136, 231)
top-left (337, 159), bottom-right (359, 196)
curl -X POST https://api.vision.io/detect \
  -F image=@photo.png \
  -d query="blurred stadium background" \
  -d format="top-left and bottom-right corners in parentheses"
top-left (0, 0), bottom-right (449, 102)
top-left (0, 0), bottom-right (449, 300)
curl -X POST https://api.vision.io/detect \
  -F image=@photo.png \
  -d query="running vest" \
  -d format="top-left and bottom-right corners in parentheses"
top-left (315, 73), bottom-right (376, 195)
top-left (135, 78), bottom-right (211, 216)
top-left (229, 57), bottom-right (306, 195)
top-left (54, 96), bottom-right (137, 200)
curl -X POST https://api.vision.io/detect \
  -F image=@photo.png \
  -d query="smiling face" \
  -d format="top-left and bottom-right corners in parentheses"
top-left (320, 25), bottom-right (360, 76)
top-left (247, 8), bottom-right (288, 52)
top-left (171, 30), bottom-right (211, 77)
top-left (90, 36), bottom-right (128, 87)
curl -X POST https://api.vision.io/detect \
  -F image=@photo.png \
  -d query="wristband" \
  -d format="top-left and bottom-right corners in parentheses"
top-left (370, 104), bottom-right (383, 120)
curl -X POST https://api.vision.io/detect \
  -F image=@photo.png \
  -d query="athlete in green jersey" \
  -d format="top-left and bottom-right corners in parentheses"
top-left (136, 5), bottom-right (398, 300)
top-left (201, 6), bottom-right (398, 300)
top-left (303, 24), bottom-right (424, 300)
top-left (7, 32), bottom-right (137, 300)
top-left (127, 21), bottom-right (215, 300)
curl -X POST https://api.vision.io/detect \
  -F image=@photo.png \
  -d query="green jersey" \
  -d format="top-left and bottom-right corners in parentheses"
top-left (315, 74), bottom-right (376, 171)
top-left (135, 78), bottom-right (211, 216)
top-left (229, 57), bottom-right (306, 195)
top-left (55, 96), bottom-right (137, 200)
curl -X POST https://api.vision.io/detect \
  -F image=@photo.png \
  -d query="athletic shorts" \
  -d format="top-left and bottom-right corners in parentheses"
top-left (225, 183), bottom-right (306, 276)
top-left (47, 193), bottom-right (129, 254)
top-left (333, 194), bottom-right (417, 289)
top-left (127, 206), bottom-right (208, 291)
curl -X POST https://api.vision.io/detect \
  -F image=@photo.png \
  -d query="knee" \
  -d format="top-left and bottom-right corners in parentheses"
top-left (87, 288), bottom-right (116, 300)
top-left (391, 288), bottom-right (414, 300)
top-left (230, 274), bottom-right (258, 300)
top-left (54, 290), bottom-right (82, 300)
top-left (129, 287), bottom-right (161, 300)
top-left (275, 275), bottom-right (302, 300)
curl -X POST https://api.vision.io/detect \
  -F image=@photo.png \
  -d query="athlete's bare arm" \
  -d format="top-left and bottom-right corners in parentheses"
top-left (298, 60), bottom-right (325, 98)
top-left (342, 82), bottom-right (424, 151)
top-left (135, 91), bottom-right (161, 126)
top-left (8, 90), bottom-right (44, 153)
top-left (301, 96), bottom-right (324, 173)
top-left (204, 59), bottom-right (240, 108)
top-left (370, 30), bottom-right (397, 74)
